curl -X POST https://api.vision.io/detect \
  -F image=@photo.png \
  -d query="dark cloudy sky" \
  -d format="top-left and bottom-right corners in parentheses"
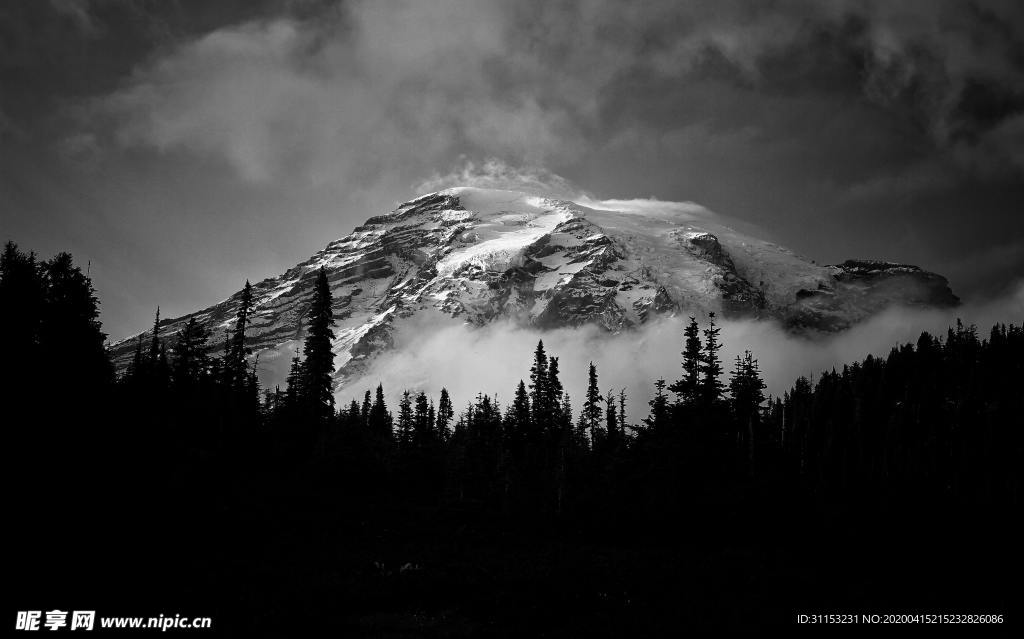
top-left (2, 0), bottom-right (1023, 340)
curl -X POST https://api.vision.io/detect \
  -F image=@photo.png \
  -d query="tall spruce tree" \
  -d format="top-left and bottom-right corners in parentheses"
top-left (369, 383), bottom-right (393, 440)
top-left (302, 267), bottom-right (337, 421)
top-left (604, 389), bottom-right (618, 441)
top-left (285, 352), bottom-right (304, 410)
top-left (224, 281), bottom-right (255, 389)
top-left (528, 340), bottom-right (549, 420)
top-left (669, 316), bottom-right (702, 405)
top-left (618, 388), bottom-right (628, 435)
top-left (414, 391), bottom-right (431, 445)
top-left (0, 243), bottom-right (44, 369)
top-left (171, 317), bottom-right (211, 388)
top-left (39, 252), bottom-right (111, 390)
top-left (437, 387), bottom-right (454, 441)
top-left (510, 380), bottom-right (531, 437)
top-left (148, 306), bottom-right (161, 367)
top-left (729, 350), bottom-right (766, 457)
top-left (581, 362), bottom-right (603, 442)
top-left (360, 390), bottom-right (372, 425)
top-left (546, 355), bottom-right (564, 432)
top-left (699, 312), bottom-right (725, 406)
top-left (644, 379), bottom-right (669, 430)
top-left (397, 390), bottom-right (414, 452)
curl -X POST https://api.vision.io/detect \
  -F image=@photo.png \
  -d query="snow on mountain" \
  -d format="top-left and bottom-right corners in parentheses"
top-left (109, 187), bottom-right (959, 389)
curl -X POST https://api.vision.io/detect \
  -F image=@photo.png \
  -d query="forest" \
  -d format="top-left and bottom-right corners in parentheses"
top-left (5, 241), bottom-right (1021, 634)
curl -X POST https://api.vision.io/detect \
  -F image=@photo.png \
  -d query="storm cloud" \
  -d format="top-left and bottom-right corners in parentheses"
top-left (93, 0), bottom-right (1024, 183)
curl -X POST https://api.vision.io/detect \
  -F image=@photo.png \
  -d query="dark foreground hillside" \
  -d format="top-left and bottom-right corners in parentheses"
top-left (5, 242), bottom-right (1021, 635)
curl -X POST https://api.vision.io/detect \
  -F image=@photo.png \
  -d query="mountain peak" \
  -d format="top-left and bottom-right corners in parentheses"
top-left (110, 190), bottom-right (958, 389)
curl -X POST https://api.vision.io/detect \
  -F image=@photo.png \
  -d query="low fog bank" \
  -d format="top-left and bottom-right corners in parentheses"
top-left (340, 283), bottom-right (1024, 419)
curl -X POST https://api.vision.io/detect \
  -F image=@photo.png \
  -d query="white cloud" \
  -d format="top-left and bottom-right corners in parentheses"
top-left (414, 158), bottom-right (582, 199)
top-left (339, 281), bottom-right (1024, 420)
top-left (89, 0), bottom-right (1024, 196)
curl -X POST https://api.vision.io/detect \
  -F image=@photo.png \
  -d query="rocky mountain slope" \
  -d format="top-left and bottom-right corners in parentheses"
top-left (109, 187), bottom-right (958, 388)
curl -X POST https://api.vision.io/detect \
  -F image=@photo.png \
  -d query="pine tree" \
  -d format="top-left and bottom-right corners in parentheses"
top-left (437, 387), bottom-right (454, 441)
top-left (604, 389), bottom-right (618, 441)
top-left (669, 316), bottom-right (702, 405)
top-left (581, 362), bottom-right (603, 442)
top-left (413, 391), bottom-right (431, 445)
top-left (285, 352), bottom-right (304, 410)
top-left (729, 351), bottom-right (766, 416)
top-left (224, 281), bottom-right (255, 389)
top-left (171, 317), bottom-right (211, 388)
top-left (528, 340), bottom-right (549, 421)
top-left (397, 390), bottom-right (413, 452)
top-left (39, 252), bottom-right (111, 388)
top-left (644, 379), bottom-right (669, 430)
top-left (360, 390), bottom-right (372, 425)
top-left (510, 380), bottom-right (531, 437)
top-left (699, 312), bottom-right (725, 406)
top-left (618, 388), bottom-right (628, 436)
top-left (301, 267), bottom-right (337, 421)
top-left (0, 243), bottom-right (44, 368)
top-left (369, 383), bottom-right (393, 441)
top-left (729, 350), bottom-right (766, 459)
top-left (546, 355), bottom-right (564, 434)
top-left (148, 306), bottom-right (161, 367)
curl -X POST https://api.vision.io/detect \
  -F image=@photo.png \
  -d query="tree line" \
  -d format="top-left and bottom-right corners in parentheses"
top-left (5, 240), bottom-right (1019, 521)
top-left (6, 240), bottom-right (1021, 632)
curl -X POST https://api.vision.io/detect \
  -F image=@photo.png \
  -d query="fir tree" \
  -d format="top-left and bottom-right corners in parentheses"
top-left (285, 352), bottom-right (304, 410)
top-left (171, 317), bottom-right (211, 388)
top-left (437, 387), bottom-right (454, 441)
top-left (413, 391), bottom-right (431, 445)
top-left (0, 243), bottom-right (44, 365)
top-left (545, 355), bottom-right (564, 433)
top-left (369, 383), bottom-right (393, 441)
top-left (361, 390), bottom-right (372, 424)
top-left (224, 281), bottom-right (255, 389)
top-left (618, 388), bottom-right (628, 435)
top-left (669, 316), bottom-right (702, 405)
top-left (528, 340), bottom-right (549, 420)
top-left (644, 379), bottom-right (669, 430)
top-left (510, 380), bottom-right (531, 437)
top-left (397, 390), bottom-right (413, 452)
top-left (301, 267), bottom-right (337, 421)
top-left (39, 251), bottom-right (111, 389)
top-left (581, 362), bottom-right (603, 441)
top-left (604, 389), bottom-right (618, 441)
top-left (729, 350), bottom-right (766, 458)
top-left (699, 312), bottom-right (725, 406)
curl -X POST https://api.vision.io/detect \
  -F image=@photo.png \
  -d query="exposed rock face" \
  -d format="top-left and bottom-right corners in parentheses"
top-left (108, 188), bottom-right (959, 389)
top-left (785, 260), bottom-right (959, 331)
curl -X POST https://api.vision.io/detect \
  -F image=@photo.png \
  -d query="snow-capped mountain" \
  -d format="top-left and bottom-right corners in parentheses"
top-left (109, 187), bottom-right (958, 388)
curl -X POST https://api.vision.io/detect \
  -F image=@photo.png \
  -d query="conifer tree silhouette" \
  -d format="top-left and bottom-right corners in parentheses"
top-left (302, 267), bottom-right (337, 421)
top-left (669, 316), bottom-right (702, 405)
top-left (581, 362), bottom-right (603, 445)
top-left (224, 280), bottom-right (255, 390)
top-left (699, 312), bottom-right (725, 407)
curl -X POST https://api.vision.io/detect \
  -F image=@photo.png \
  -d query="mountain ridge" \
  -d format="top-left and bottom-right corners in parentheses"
top-left (109, 187), bottom-right (959, 389)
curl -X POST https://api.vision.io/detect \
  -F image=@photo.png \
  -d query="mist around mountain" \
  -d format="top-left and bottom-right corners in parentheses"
top-left (4, 240), bottom-right (1020, 634)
